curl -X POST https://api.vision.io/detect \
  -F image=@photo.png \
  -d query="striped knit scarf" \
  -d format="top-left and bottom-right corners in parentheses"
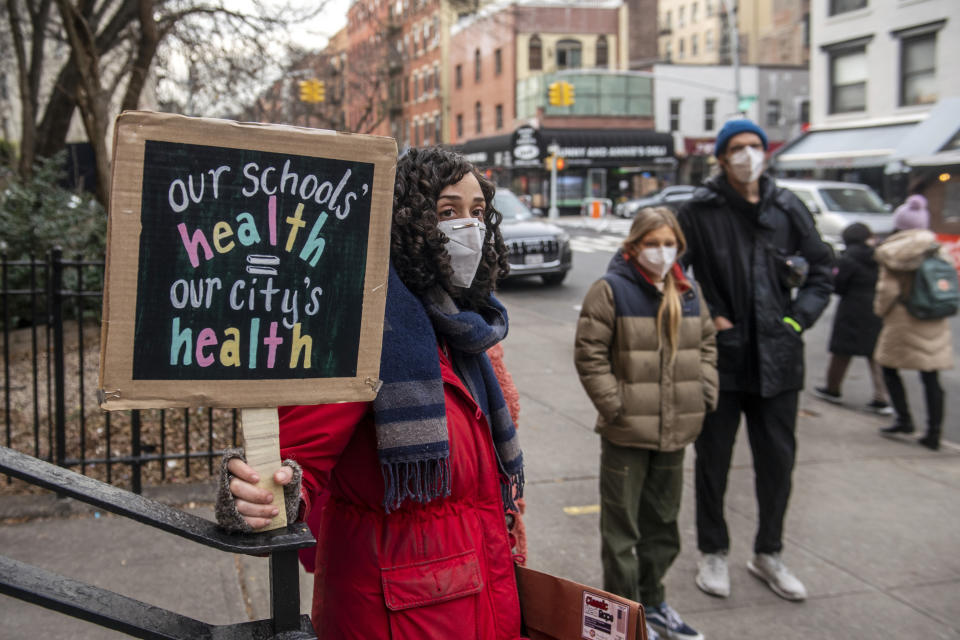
top-left (375, 265), bottom-right (524, 513)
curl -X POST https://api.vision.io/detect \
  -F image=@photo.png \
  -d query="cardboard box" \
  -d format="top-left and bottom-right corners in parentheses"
top-left (99, 111), bottom-right (397, 410)
top-left (517, 567), bottom-right (647, 640)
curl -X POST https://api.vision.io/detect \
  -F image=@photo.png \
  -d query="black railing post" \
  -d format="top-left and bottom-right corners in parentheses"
top-left (50, 248), bottom-right (66, 469)
top-left (131, 410), bottom-right (142, 494)
top-left (269, 549), bottom-right (303, 634)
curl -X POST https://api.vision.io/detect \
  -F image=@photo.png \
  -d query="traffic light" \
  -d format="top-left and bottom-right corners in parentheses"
top-left (555, 156), bottom-right (565, 170)
top-left (548, 82), bottom-right (562, 106)
top-left (298, 79), bottom-right (326, 103)
top-left (547, 81), bottom-right (575, 107)
top-left (544, 155), bottom-right (566, 171)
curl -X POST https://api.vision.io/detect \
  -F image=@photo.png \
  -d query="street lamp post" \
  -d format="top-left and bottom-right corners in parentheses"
top-left (547, 142), bottom-right (560, 219)
top-left (719, 0), bottom-right (742, 114)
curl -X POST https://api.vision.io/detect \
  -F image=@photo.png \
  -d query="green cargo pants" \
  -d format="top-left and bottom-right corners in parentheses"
top-left (599, 437), bottom-right (684, 606)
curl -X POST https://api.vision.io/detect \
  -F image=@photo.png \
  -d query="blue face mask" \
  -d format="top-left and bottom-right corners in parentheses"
top-left (437, 219), bottom-right (486, 288)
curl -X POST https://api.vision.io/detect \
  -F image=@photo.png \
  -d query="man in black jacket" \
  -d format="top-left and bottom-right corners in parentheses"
top-left (677, 119), bottom-right (833, 602)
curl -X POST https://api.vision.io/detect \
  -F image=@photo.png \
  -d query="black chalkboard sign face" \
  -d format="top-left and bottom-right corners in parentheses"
top-left (99, 112), bottom-right (395, 410)
top-left (133, 141), bottom-right (372, 380)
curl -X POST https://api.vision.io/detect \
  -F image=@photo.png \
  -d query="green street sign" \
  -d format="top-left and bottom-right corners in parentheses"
top-left (737, 95), bottom-right (757, 112)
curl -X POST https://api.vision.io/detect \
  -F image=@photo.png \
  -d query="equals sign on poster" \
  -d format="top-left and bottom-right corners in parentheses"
top-left (246, 255), bottom-right (280, 276)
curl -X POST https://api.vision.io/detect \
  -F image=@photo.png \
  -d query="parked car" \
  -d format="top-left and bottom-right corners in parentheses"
top-left (494, 189), bottom-right (572, 286)
top-left (614, 185), bottom-right (696, 218)
top-left (776, 179), bottom-right (893, 249)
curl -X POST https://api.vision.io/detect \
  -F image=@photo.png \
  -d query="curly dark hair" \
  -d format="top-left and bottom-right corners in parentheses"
top-left (391, 146), bottom-right (509, 311)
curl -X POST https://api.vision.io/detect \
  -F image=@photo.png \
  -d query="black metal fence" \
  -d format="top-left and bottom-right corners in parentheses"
top-left (1, 249), bottom-right (240, 493)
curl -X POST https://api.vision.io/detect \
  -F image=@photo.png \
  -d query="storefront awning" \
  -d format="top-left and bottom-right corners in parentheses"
top-left (892, 98), bottom-right (960, 168)
top-left (772, 123), bottom-right (915, 170)
top-left (539, 128), bottom-right (674, 166)
top-left (451, 127), bottom-right (675, 169)
top-left (453, 134), bottom-right (515, 167)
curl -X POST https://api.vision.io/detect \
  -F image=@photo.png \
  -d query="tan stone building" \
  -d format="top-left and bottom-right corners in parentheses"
top-left (657, 0), bottom-right (809, 66)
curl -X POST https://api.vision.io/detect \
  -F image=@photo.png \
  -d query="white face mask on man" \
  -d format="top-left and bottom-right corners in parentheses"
top-left (437, 218), bottom-right (486, 288)
top-left (635, 245), bottom-right (678, 280)
top-left (727, 146), bottom-right (766, 184)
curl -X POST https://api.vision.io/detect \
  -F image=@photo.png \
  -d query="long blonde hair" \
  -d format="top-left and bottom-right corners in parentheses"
top-left (622, 207), bottom-right (687, 363)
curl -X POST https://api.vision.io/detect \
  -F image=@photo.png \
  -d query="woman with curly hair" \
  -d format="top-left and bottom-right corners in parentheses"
top-left (216, 147), bottom-right (525, 639)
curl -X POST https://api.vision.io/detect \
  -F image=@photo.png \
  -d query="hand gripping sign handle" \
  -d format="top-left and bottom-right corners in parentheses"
top-left (240, 408), bottom-right (287, 531)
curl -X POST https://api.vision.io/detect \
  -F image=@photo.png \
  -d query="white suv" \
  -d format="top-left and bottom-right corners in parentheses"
top-left (776, 179), bottom-right (893, 249)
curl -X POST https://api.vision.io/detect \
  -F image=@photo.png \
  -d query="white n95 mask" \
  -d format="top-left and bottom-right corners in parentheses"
top-left (636, 246), bottom-right (678, 280)
top-left (437, 219), bottom-right (486, 288)
top-left (728, 146), bottom-right (765, 184)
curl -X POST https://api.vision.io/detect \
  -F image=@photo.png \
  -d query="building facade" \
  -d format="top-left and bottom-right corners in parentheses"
top-left (449, 1), bottom-right (673, 212)
top-left (774, 0), bottom-right (960, 221)
top-left (656, 0), bottom-right (809, 66)
top-left (653, 62), bottom-right (809, 184)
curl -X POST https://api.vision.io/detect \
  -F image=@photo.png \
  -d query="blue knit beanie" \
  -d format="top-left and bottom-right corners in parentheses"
top-left (714, 119), bottom-right (769, 156)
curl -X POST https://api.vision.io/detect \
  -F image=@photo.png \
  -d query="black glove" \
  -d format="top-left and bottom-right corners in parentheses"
top-left (215, 447), bottom-right (303, 533)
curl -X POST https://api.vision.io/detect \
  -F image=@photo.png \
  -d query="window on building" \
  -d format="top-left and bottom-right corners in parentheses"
top-left (424, 119), bottom-right (433, 146)
top-left (664, 10), bottom-right (671, 29)
top-left (670, 99), bottom-right (681, 132)
top-left (829, 0), bottom-right (867, 16)
top-left (435, 114), bottom-right (442, 142)
top-left (414, 121), bottom-right (420, 146)
top-left (799, 99), bottom-right (810, 125)
top-left (678, 37), bottom-right (685, 59)
top-left (412, 74), bottom-right (418, 100)
top-left (529, 35), bottom-right (542, 70)
top-left (692, 34), bottom-right (698, 56)
top-left (434, 64), bottom-right (440, 93)
top-left (404, 77), bottom-right (409, 101)
top-left (495, 48), bottom-right (503, 75)
top-left (556, 39), bottom-right (583, 69)
top-left (678, 6), bottom-right (685, 27)
top-left (900, 33), bottom-right (937, 106)
top-left (596, 35), bottom-right (609, 67)
top-left (475, 48), bottom-right (481, 81)
top-left (706, 0), bottom-right (713, 17)
top-left (424, 70), bottom-right (432, 93)
top-left (829, 45), bottom-right (867, 113)
top-left (475, 101), bottom-right (482, 133)
top-left (664, 40), bottom-right (672, 61)
top-left (495, 104), bottom-right (504, 130)
top-left (456, 113), bottom-right (463, 138)
top-left (691, 2), bottom-right (698, 23)
top-left (766, 99), bottom-right (781, 126)
top-left (706, 30), bottom-right (714, 52)
top-left (704, 98), bottom-right (716, 130)
top-left (455, 64), bottom-right (462, 89)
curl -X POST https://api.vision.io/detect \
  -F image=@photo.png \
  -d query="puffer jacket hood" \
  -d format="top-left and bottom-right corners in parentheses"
top-left (875, 229), bottom-right (939, 271)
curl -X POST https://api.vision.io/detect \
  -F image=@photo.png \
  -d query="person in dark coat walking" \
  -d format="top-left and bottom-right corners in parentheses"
top-left (813, 223), bottom-right (892, 414)
top-left (677, 118), bottom-right (833, 603)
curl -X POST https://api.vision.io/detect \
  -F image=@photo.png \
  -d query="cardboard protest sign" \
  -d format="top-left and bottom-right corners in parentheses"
top-left (98, 111), bottom-right (396, 410)
top-left (517, 567), bottom-right (647, 640)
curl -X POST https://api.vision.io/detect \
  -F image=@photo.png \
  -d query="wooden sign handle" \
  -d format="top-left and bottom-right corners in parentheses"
top-left (240, 408), bottom-right (287, 531)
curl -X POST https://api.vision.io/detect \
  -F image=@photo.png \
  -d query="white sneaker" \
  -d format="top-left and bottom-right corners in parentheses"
top-left (695, 552), bottom-right (730, 597)
top-left (646, 622), bottom-right (661, 640)
top-left (747, 553), bottom-right (807, 601)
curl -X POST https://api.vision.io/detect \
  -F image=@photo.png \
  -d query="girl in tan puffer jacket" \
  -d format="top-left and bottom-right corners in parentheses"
top-left (874, 194), bottom-right (954, 450)
top-left (575, 207), bottom-right (717, 640)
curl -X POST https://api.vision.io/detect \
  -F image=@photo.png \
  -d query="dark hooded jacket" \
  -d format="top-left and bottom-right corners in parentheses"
top-left (677, 174), bottom-right (834, 397)
top-left (829, 242), bottom-right (882, 356)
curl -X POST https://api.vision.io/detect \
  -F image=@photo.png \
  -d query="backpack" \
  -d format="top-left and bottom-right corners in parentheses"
top-left (903, 252), bottom-right (960, 319)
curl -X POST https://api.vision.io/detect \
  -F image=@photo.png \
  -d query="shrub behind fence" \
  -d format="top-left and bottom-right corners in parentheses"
top-left (1, 249), bottom-right (240, 494)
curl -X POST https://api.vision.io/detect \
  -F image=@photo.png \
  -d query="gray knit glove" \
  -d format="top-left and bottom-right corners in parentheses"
top-left (215, 447), bottom-right (303, 533)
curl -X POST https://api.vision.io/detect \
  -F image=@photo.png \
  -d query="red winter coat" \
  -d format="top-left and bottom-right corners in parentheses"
top-left (279, 346), bottom-right (523, 639)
